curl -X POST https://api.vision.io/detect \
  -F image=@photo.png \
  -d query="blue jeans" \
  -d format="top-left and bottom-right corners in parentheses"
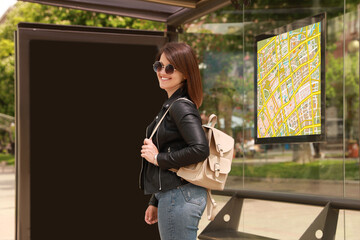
top-left (155, 183), bottom-right (207, 240)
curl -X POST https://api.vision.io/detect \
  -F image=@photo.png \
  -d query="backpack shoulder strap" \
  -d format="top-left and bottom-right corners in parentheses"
top-left (207, 114), bottom-right (217, 128)
top-left (148, 97), bottom-right (191, 140)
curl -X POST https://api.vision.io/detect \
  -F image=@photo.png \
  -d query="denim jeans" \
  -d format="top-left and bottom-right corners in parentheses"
top-left (155, 183), bottom-right (207, 240)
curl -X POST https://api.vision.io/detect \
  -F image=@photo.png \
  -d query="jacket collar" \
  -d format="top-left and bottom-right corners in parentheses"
top-left (162, 86), bottom-right (188, 110)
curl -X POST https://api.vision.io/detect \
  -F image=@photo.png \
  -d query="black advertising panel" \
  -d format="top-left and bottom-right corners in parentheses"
top-left (16, 23), bottom-right (167, 240)
top-left (254, 13), bottom-right (326, 144)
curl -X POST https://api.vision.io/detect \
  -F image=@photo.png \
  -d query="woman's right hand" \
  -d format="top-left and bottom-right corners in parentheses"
top-left (145, 205), bottom-right (158, 225)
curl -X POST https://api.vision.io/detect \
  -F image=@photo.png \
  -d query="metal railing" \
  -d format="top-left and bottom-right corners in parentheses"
top-left (199, 189), bottom-right (360, 240)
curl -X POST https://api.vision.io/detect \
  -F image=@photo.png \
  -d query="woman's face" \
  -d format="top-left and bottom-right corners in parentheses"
top-left (157, 53), bottom-right (185, 98)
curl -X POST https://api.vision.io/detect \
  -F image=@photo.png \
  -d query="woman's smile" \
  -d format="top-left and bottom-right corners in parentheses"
top-left (160, 76), bottom-right (171, 81)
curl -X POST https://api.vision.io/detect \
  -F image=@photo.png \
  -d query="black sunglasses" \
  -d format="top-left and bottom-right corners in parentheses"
top-left (153, 61), bottom-right (176, 75)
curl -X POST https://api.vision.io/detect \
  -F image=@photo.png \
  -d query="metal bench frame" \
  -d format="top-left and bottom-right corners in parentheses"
top-left (199, 189), bottom-right (360, 240)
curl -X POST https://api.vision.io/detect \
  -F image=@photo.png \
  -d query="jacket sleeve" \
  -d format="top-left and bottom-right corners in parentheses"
top-left (156, 100), bottom-right (209, 170)
top-left (148, 194), bottom-right (158, 207)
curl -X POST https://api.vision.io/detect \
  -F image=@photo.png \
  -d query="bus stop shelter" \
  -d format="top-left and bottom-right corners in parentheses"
top-left (15, 1), bottom-right (360, 240)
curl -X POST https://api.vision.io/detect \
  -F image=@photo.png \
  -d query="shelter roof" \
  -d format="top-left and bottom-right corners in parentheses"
top-left (21, 0), bottom-right (230, 26)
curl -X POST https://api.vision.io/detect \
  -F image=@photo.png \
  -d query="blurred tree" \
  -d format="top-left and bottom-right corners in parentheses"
top-left (0, 39), bottom-right (14, 116)
top-left (0, 37), bottom-right (15, 152)
top-left (326, 51), bottom-right (359, 141)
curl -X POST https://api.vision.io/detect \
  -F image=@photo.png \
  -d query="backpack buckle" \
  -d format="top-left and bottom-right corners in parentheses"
top-left (217, 144), bottom-right (224, 157)
top-left (214, 163), bottom-right (220, 177)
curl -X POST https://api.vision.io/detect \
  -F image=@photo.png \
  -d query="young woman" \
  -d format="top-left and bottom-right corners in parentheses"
top-left (140, 42), bottom-right (209, 240)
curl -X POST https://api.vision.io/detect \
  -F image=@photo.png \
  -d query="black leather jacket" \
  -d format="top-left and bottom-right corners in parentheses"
top-left (139, 87), bottom-right (209, 206)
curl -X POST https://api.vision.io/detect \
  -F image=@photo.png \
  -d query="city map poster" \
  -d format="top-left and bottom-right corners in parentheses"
top-left (256, 19), bottom-right (325, 143)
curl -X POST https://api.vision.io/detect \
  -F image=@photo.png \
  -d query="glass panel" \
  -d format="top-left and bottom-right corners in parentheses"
top-left (344, 1), bottom-right (360, 240)
top-left (181, 1), bottom-right (360, 239)
top-left (181, 0), bottom-right (351, 198)
top-left (180, 4), bottom-right (246, 189)
top-left (180, 4), bottom-right (247, 189)
top-left (344, 0), bottom-right (360, 200)
top-left (242, 0), bottom-right (346, 198)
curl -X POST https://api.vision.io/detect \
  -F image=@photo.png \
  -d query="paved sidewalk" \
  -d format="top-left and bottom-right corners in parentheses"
top-left (0, 171), bottom-right (15, 240)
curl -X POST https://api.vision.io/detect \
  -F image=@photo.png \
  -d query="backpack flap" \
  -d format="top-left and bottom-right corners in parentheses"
top-left (209, 156), bottom-right (232, 175)
top-left (204, 126), bottom-right (234, 176)
top-left (211, 127), bottom-right (234, 154)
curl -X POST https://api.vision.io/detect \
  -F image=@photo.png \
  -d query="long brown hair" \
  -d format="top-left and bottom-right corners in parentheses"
top-left (156, 42), bottom-right (203, 109)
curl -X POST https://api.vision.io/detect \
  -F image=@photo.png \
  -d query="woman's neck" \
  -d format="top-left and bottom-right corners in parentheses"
top-left (166, 83), bottom-right (184, 98)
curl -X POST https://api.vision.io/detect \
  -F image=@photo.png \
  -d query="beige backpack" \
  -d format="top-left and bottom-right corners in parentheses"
top-left (176, 114), bottom-right (234, 191)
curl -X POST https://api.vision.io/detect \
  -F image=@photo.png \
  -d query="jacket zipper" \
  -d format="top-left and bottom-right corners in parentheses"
top-left (139, 126), bottom-right (149, 189)
top-left (157, 123), bottom-right (162, 191)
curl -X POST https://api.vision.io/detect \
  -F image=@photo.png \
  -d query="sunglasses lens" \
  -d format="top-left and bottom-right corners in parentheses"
top-left (165, 64), bottom-right (175, 74)
top-left (153, 61), bottom-right (175, 74)
top-left (153, 61), bottom-right (162, 72)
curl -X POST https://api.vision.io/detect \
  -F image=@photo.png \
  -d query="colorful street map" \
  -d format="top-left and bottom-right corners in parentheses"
top-left (257, 22), bottom-right (321, 138)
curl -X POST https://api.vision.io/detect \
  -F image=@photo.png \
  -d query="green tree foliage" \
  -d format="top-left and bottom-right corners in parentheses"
top-left (326, 51), bottom-right (359, 140)
top-left (0, 38), bottom-right (14, 116)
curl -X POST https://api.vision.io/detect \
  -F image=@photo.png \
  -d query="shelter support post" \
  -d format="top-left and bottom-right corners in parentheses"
top-left (166, 25), bottom-right (181, 42)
